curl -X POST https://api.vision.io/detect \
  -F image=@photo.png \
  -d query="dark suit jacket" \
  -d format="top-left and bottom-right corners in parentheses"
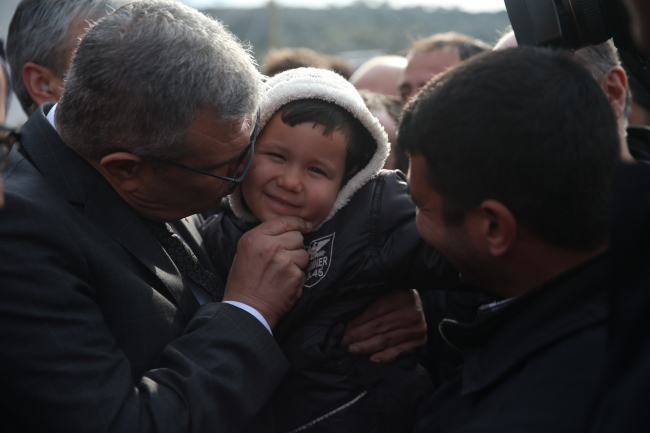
top-left (0, 105), bottom-right (288, 432)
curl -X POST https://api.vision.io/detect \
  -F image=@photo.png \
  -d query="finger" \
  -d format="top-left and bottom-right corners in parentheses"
top-left (345, 289), bottom-right (417, 330)
top-left (257, 216), bottom-right (313, 236)
top-left (273, 230), bottom-right (306, 251)
top-left (282, 249), bottom-right (310, 270)
top-left (343, 306), bottom-right (422, 346)
top-left (345, 297), bottom-right (400, 331)
top-left (347, 327), bottom-right (427, 357)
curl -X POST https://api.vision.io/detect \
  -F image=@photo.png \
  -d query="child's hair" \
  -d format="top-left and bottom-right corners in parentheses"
top-left (278, 99), bottom-right (376, 184)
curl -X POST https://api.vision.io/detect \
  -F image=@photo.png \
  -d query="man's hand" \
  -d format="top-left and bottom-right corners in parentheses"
top-left (342, 289), bottom-right (427, 363)
top-left (223, 216), bottom-right (311, 329)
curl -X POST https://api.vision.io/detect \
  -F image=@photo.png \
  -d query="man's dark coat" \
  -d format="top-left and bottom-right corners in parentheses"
top-left (414, 254), bottom-right (609, 433)
top-left (0, 105), bottom-right (288, 432)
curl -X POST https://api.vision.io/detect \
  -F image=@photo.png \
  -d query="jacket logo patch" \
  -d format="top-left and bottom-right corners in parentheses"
top-left (304, 233), bottom-right (334, 288)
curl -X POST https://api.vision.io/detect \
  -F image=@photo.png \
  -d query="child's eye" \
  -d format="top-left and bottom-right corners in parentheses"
top-left (268, 152), bottom-right (286, 161)
top-left (308, 167), bottom-right (327, 176)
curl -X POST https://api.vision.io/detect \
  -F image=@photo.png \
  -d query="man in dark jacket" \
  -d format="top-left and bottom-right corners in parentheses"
top-left (399, 47), bottom-right (620, 432)
top-left (0, 2), bottom-right (312, 431)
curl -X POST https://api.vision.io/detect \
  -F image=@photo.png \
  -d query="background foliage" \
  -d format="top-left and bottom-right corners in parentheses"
top-left (205, 2), bottom-right (512, 62)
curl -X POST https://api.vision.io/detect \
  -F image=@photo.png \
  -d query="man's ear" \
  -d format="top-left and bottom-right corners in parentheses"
top-left (99, 152), bottom-right (145, 193)
top-left (601, 66), bottom-right (628, 120)
top-left (476, 199), bottom-right (517, 258)
top-left (22, 62), bottom-right (65, 108)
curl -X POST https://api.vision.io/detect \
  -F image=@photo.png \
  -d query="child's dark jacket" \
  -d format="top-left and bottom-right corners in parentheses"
top-left (202, 170), bottom-right (461, 433)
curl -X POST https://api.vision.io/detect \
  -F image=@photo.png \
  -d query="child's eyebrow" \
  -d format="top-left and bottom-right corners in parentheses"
top-left (311, 157), bottom-right (338, 174)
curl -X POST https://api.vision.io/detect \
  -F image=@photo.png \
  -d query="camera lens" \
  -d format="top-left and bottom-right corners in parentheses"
top-left (505, 0), bottom-right (629, 49)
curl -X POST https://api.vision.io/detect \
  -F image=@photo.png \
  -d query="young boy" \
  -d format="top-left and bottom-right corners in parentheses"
top-left (202, 68), bottom-right (458, 432)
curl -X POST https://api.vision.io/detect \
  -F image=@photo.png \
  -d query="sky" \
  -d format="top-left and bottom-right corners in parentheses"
top-left (181, 0), bottom-right (507, 13)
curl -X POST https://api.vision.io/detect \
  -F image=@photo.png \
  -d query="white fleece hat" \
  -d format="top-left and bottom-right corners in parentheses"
top-left (229, 67), bottom-right (390, 229)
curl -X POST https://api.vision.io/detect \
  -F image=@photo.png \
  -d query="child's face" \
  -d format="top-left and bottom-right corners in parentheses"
top-left (241, 112), bottom-right (347, 226)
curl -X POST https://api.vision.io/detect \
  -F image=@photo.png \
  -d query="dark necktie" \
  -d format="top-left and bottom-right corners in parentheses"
top-left (145, 220), bottom-right (225, 302)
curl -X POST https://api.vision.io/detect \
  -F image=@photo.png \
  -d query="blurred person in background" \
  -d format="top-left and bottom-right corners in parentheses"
top-left (358, 89), bottom-right (406, 171)
top-left (398, 32), bottom-right (491, 104)
top-left (0, 38), bottom-right (14, 209)
top-left (6, 0), bottom-right (127, 116)
top-left (261, 47), bottom-right (352, 78)
top-left (627, 74), bottom-right (650, 127)
top-left (624, 0), bottom-right (650, 52)
top-left (351, 55), bottom-right (407, 98)
top-left (0, 39), bottom-right (10, 124)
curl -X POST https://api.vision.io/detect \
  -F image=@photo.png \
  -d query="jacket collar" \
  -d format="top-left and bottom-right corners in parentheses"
top-left (20, 104), bottom-right (199, 319)
top-left (439, 253), bottom-right (608, 396)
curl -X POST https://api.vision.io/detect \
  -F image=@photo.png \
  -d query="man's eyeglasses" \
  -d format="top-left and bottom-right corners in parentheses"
top-left (146, 110), bottom-right (260, 193)
top-left (0, 125), bottom-right (20, 173)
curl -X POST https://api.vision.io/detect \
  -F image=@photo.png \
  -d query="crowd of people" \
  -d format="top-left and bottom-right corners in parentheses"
top-left (0, 0), bottom-right (649, 431)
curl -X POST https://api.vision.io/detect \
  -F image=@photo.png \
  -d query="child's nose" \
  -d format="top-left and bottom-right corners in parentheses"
top-left (277, 167), bottom-right (303, 192)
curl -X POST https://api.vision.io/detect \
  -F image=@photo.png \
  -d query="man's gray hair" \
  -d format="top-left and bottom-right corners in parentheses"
top-left (574, 41), bottom-right (632, 119)
top-left (497, 32), bottom-right (630, 119)
top-left (574, 41), bottom-right (621, 82)
top-left (7, 0), bottom-right (126, 114)
top-left (56, 0), bottom-right (261, 161)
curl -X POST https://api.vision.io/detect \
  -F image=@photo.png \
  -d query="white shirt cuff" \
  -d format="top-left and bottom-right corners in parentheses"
top-left (223, 301), bottom-right (272, 335)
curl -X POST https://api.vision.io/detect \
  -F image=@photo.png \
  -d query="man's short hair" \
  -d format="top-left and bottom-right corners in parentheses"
top-left (262, 47), bottom-right (351, 79)
top-left (399, 47), bottom-right (619, 250)
top-left (7, 0), bottom-right (126, 114)
top-left (410, 32), bottom-right (492, 60)
top-left (56, 0), bottom-right (261, 161)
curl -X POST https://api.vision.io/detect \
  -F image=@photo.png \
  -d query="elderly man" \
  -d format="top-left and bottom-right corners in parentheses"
top-left (402, 47), bottom-right (619, 432)
top-left (0, 1), bottom-right (310, 431)
top-left (6, 0), bottom-right (127, 116)
top-left (397, 32), bottom-right (491, 104)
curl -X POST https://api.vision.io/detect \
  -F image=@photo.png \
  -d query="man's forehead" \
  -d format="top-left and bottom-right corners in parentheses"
top-left (405, 47), bottom-right (461, 80)
top-left (185, 112), bottom-right (253, 154)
